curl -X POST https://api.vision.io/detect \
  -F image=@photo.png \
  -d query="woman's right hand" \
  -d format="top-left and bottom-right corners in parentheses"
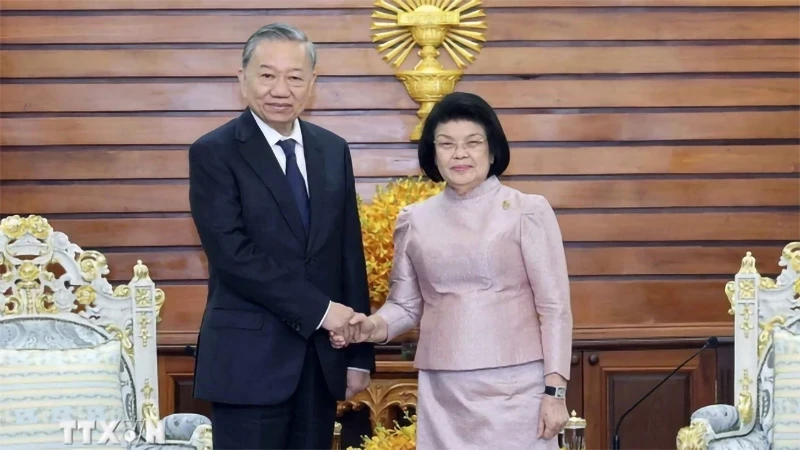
top-left (329, 313), bottom-right (377, 348)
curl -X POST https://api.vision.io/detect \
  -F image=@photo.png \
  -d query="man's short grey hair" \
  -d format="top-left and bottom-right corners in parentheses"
top-left (242, 23), bottom-right (317, 69)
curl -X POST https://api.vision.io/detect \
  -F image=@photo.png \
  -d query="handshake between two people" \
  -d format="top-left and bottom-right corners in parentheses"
top-left (320, 301), bottom-right (386, 348)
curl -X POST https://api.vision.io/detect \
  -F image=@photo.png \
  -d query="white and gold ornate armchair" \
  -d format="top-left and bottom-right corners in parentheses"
top-left (0, 215), bottom-right (213, 449)
top-left (677, 242), bottom-right (800, 450)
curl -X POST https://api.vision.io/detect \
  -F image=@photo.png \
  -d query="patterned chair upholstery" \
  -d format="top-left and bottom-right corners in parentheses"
top-left (0, 215), bottom-right (213, 450)
top-left (676, 242), bottom-right (800, 450)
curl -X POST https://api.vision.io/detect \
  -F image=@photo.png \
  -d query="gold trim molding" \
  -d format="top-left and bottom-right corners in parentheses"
top-left (736, 369), bottom-right (754, 425)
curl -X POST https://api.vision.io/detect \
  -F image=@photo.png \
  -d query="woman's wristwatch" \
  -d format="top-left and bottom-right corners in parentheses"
top-left (544, 385), bottom-right (567, 399)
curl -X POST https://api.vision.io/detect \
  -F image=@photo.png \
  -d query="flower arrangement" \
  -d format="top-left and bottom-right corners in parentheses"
top-left (347, 414), bottom-right (417, 450)
top-left (358, 176), bottom-right (445, 309)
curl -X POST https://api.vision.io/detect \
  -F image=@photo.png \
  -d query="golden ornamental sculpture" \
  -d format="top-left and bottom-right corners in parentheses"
top-left (676, 419), bottom-right (711, 450)
top-left (343, 405), bottom-right (587, 450)
top-left (371, 0), bottom-right (487, 140)
top-left (358, 176), bottom-right (444, 309)
top-left (0, 215), bottom-right (166, 358)
top-left (337, 378), bottom-right (419, 433)
top-left (346, 411), bottom-right (416, 450)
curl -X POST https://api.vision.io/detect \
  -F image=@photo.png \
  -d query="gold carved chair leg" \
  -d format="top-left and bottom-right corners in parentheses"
top-left (332, 422), bottom-right (342, 450)
top-left (337, 379), bottom-right (419, 433)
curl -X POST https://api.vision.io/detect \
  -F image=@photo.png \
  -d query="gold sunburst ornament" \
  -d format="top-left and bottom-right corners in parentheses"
top-left (371, 0), bottom-right (487, 140)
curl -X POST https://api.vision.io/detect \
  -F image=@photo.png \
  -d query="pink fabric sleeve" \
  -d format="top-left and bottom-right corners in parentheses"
top-left (374, 207), bottom-right (423, 343)
top-left (520, 196), bottom-right (573, 380)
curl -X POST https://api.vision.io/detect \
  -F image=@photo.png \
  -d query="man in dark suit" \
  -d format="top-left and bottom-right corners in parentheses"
top-left (188, 23), bottom-right (375, 450)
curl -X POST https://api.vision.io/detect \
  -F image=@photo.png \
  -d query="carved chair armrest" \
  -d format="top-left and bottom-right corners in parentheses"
top-left (706, 431), bottom-right (770, 450)
top-left (691, 405), bottom-right (740, 434)
top-left (188, 423), bottom-right (213, 450)
top-left (162, 413), bottom-right (211, 441)
top-left (678, 409), bottom-right (770, 450)
top-left (130, 424), bottom-right (210, 450)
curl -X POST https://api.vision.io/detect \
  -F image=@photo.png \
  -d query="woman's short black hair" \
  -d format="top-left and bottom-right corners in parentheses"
top-left (417, 91), bottom-right (510, 182)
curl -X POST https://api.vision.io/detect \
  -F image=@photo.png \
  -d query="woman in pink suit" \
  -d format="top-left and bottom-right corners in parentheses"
top-left (330, 92), bottom-right (573, 450)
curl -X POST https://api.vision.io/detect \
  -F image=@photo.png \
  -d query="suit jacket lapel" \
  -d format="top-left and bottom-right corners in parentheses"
top-left (300, 120), bottom-right (327, 254)
top-left (234, 110), bottom-right (307, 245)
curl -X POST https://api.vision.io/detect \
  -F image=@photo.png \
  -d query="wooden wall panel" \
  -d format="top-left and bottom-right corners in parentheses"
top-left (4, 112), bottom-right (799, 145)
top-left (5, 79), bottom-right (799, 111)
top-left (4, 146), bottom-right (799, 180)
top-left (14, 211), bottom-right (796, 249)
top-left (4, 46), bottom-right (799, 77)
top-left (3, 179), bottom-right (798, 213)
top-left (1, 1), bottom-right (798, 346)
top-left (2, 0), bottom-right (799, 8)
top-left (58, 245), bottom-right (785, 282)
top-left (150, 280), bottom-right (751, 346)
top-left (4, 11), bottom-right (799, 43)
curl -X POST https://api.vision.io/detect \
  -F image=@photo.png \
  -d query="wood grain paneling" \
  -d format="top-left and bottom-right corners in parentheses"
top-left (4, 11), bottom-right (798, 43)
top-left (96, 245), bottom-right (783, 282)
top-left (4, 79), bottom-right (798, 112)
top-left (150, 280), bottom-right (739, 345)
top-left (4, 111), bottom-right (798, 146)
top-left (2, 1), bottom-right (798, 345)
top-left (3, 146), bottom-right (798, 180)
top-left (3, 179), bottom-right (798, 214)
top-left (32, 212), bottom-right (800, 248)
top-left (2, 0), bottom-right (797, 9)
top-left (3, 46), bottom-right (798, 78)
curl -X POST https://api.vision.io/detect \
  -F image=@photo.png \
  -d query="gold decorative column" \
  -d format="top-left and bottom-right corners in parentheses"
top-left (371, 0), bottom-right (487, 141)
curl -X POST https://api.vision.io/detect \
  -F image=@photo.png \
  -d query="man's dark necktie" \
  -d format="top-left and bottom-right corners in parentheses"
top-left (277, 139), bottom-right (310, 233)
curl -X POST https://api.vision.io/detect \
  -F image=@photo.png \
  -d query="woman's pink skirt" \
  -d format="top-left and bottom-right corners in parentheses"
top-left (415, 359), bottom-right (559, 450)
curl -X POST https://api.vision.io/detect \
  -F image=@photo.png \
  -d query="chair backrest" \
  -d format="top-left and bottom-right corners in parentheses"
top-left (0, 214), bottom-right (164, 435)
top-left (726, 242), bottom-right (800, 445)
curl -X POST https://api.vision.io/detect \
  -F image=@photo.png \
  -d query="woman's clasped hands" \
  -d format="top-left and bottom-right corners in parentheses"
top-left (329, 313), bottom-right (378, 348)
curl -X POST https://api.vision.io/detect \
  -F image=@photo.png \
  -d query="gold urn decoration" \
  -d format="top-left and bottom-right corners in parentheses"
top-left (371, 0), bottom-right (487, 140)
top-left (559, 410), bottom-right (587, 450)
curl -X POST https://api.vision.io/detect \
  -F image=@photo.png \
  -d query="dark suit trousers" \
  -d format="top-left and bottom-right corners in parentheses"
top-left (209, 341), bottom-right (338, 450)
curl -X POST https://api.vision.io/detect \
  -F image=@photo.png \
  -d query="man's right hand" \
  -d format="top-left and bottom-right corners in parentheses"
top-left (321, 302), bottom-right (355, 331)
